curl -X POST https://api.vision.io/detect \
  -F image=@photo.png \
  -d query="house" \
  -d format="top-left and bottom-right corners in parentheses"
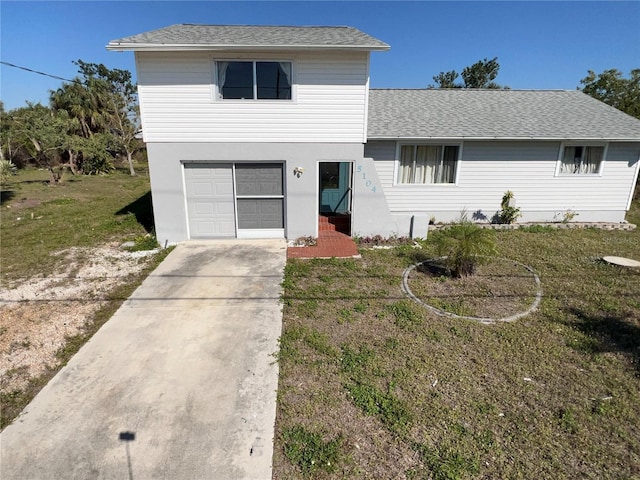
top-left (107, 24), bottom-right (640, 245)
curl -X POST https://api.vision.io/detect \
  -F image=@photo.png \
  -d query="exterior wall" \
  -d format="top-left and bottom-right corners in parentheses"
top-left (147, 142), bottom-right (364, 245)
top-left (135, 51), bottom-right (370, 143)
top-left (364, 140), bottom-right (640, 233)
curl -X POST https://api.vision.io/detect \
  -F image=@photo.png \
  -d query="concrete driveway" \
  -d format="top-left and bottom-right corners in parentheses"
top-left (0, 239), bottom-right (287, 480)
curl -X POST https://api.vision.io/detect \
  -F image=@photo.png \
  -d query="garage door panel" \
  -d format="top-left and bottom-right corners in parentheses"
top-left (185, 164), bottom-right (235, 238)
top-left (193, 202), bottom-right (214, 215)
top-left (235, 164), bottom-right (283, 196)
top-left (237, 198), bottom-right (283, 229)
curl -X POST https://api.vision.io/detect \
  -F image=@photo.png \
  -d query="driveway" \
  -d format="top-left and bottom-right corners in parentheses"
top-left (0, 239), bottom-right (287, 480)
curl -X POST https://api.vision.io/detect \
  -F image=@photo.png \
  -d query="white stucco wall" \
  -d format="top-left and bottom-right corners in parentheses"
top-left (146, 142), bottom-right (364, 245)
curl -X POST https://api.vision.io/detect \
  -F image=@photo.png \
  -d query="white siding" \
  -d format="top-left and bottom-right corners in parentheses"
top-left (365, 140), bottom-right (639, 222)
top-left (136, 51), bottom-right (370, 143)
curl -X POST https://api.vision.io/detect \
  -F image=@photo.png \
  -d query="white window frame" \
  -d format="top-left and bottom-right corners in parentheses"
top-left (555, 142), bottom-right (608, 176)
top-left (214, 60), bottom-right (294, 102)
top-left (394, 142), bottom-right (462, 186)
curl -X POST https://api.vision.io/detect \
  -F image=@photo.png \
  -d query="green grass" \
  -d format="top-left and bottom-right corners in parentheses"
top-left (0, 166), bottom-right (169, 429)
top-left (1, 168), bottom-right (155, 282)
top-left (274, 203), bottom-right (640, 479)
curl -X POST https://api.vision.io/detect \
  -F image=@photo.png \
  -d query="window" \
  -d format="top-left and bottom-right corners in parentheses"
top-left (398, 145), bottom-right (459, 184)
top-left (558, 145), bottom-right (604, 175)
top-left (216, 61), bottom-right (292, 100)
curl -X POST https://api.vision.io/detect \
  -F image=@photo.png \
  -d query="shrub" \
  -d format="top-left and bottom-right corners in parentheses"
top-left (498, 190), bottom-right (521, 224)
top-left (431, 219), bottom-right (497, 278)
top-left (0, 160), bottom-right (17, 184)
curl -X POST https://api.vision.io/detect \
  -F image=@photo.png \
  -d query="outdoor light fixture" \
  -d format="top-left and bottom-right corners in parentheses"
top-left (294, 167), bottom-right (304, 177)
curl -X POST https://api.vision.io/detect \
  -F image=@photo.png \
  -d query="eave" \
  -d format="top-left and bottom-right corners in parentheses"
top-left (106, 43), bottom-right (390, 52)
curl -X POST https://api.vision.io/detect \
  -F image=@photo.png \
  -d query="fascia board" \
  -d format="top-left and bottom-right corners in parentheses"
top-left (106, 43), bottom-right (390, 52)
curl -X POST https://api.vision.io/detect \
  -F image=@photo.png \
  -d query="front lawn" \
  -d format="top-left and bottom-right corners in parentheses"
top-left (274, 214), bottom-right (640, 478)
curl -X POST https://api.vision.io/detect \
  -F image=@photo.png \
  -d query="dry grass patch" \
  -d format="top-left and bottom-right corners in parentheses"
top-left (0, 167), bottom-right (169, 429)
top-left (407, 258), bottom-right (539, 319)
top-left (274, 221), bottom-right (640, 479)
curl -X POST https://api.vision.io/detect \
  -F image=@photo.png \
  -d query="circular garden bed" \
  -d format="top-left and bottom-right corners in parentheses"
top-left (402, 257), bottom-right (542, 323)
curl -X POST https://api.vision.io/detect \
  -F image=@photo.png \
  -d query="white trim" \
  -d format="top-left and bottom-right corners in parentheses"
top-left (554, 142), bottom-right (608, 177)
top-left (237, 228), bottom-right (285, 239)
top-left (107, 43), bottom-right (390, 52)
top-left (627, 150), bottom-right (640, 211)
top-left (181, 163), bottom-right (190, 239)
top-left (232, 164), bottom-right (239, 237)
top-left (362, 53), bottom-right (371, 144)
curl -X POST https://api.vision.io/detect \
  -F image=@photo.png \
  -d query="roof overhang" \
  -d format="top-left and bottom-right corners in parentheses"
top-left (367, 136), bottom-right (640, 142)
top-left (106, 43), bottom-right (390, 52)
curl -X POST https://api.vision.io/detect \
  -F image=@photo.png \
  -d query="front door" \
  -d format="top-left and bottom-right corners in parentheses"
top-left (319, 162), bottom-right (351, 213)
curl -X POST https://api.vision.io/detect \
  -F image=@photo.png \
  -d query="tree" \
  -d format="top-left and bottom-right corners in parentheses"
top-left (50, 60), bottom-right (141, 176)
top-left (431, 70), bottom-right (460, 89)
top-left (8, 103), bottom-right (69, 184)
top-left (579, 69), bottom-right (640, 119)
top-left (430, 57), bottom-right (508, 89)
top-left (74, 60), bottom-right (141, 176)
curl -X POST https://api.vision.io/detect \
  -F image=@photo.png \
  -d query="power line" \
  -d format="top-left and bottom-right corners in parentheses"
top-left (0, 61), bottom-right (84, 86)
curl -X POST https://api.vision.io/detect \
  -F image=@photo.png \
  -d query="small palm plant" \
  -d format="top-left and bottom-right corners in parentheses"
top-left (0, 159), bottom-right (17, 185)
top-left (431, 213), bottom-right (498, 278)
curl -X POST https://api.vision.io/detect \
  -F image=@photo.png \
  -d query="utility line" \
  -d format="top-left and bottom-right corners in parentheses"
top-left (0, 61), bottom-right (84, 86)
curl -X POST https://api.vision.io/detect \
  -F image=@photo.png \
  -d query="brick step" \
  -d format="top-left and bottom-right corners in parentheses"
top-left (288, 228), bottom-right (359, 259)
top-left (318, 222), bottom-right (336, 232)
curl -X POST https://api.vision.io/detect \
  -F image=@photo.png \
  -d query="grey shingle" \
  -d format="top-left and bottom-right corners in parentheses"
top-left (108, 24), bottom-right (389, 50)
top-left (368, 89), bottom-right (640, 140)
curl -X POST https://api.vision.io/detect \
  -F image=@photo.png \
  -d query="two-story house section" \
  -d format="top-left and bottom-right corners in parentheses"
top-left (109, 24), bottom-right (640, 245)
top-left (107, 24), bottom-right (390, 244)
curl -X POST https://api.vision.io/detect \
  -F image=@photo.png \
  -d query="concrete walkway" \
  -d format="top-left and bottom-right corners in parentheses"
top-left (0, 239), bottom-right (287, 480)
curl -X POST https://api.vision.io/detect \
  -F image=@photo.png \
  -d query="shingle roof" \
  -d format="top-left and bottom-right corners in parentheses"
top-left (107, 24), bottom-right (389, 51)
top-left (367, 89), bottom-right (640, 140)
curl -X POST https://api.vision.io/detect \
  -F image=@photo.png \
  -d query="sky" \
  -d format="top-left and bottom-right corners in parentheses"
top-left (1, 0), bottom-right (639, 111)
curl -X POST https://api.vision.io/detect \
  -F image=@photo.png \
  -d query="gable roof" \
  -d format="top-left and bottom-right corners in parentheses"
top-left (367, 89), bottom-right (640, 141)
top-left (107, 24), bottom-right (390, 52)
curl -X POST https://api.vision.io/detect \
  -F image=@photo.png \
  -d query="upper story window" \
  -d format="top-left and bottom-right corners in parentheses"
top-left (216, 61), bottom-right (292, 100)
top-left (557, 145), bottom-right (604, 175)
top-left (398, 144), bottom-right (459, 184)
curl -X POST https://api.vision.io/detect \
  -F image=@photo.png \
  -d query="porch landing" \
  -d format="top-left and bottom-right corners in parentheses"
top-left (287, 216), bottom-right (359, 259)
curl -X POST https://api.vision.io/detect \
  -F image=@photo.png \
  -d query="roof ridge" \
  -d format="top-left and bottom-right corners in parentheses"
top-left (176, 24), bottom-right (356, 29)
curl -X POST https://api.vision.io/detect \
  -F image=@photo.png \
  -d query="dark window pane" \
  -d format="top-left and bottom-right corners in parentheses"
top-left (441, 146), bottom-right (458, 183)
top-left (256, 62), bottom-right (291, 99)
top-left (220, 62), bottom-right (253, 99)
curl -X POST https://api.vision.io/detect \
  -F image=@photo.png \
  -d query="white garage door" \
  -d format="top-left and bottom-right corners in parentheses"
top-left (184, 164), bottom-right (236, 237)
top-left (184, 163), bottom-right (284, 239)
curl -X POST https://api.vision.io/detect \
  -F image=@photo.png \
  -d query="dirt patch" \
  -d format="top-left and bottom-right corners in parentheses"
top-left (4, 198), bottom-right (42, 212)
top-left (405, 258), bottom-right (540, 320)
top-left (0, 244), bottom-right (157, 393)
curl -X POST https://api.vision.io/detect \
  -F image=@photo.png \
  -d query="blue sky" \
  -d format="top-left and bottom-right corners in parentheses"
top-left (1, 1), bottom-right (638, 111)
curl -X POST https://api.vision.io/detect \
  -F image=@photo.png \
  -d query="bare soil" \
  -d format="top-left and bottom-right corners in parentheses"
top-left (0, 244), bottom-right (157, 394)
